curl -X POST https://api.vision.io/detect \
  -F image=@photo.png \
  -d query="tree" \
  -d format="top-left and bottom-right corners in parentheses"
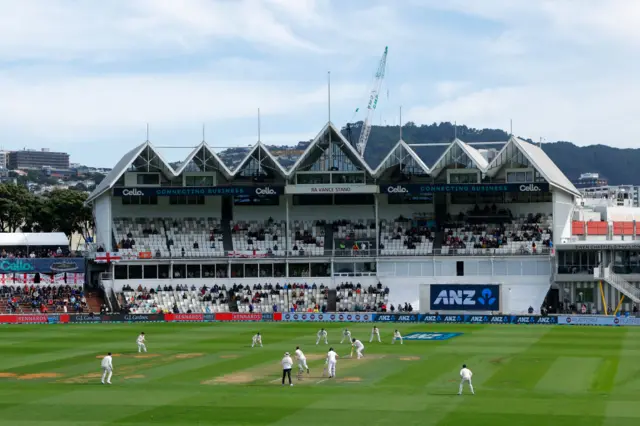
top-left (44, 189), bottom-right (93, 244)
top-left (0, 183), bottom-right (32, 232)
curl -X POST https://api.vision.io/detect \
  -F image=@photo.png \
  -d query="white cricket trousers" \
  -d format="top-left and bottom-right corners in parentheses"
top-left (459, 378), bottom-right (474, 395)
top-left (316, 335), bottom-right (328, 345)
top-left (298, 359), bottom-right (308, 372)
top-left (101, 367), bottom-right (112, 384)
top-left (392, 336), bottom-right (403, 344)
top-left (138, 343), bottom-right (147, 353)
top-left (328, 361), bottom-right (336, 377)
top-left (370, 332), bottom-right (381, 343)
top-left (356, 349), bottom-right (364, 359)
top-left (340, 335), bottom-right (350, 343)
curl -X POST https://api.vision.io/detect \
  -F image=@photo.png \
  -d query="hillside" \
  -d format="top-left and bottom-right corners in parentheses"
top-left (214, 121), bottom-right (634, 185)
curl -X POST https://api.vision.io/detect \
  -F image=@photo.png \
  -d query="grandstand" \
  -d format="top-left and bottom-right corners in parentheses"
top-left (82, 122), bottom-right (638, 315)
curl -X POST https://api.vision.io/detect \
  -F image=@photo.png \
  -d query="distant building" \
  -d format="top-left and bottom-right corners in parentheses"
top-left (581, 184), bottom-right (640, 207)
top-left (8, 149), bottom-right (70, 170)
top-left (0, 151), bottom-right (8, 168)
top-left (573, 172), bottom-right (607, 189)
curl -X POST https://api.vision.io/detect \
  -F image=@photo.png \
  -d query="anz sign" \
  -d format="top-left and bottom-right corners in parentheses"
top-left (430, 285), bottom-right (500, 311)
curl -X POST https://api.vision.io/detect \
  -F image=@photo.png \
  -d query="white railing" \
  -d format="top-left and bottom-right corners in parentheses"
top-left (595, 264), bottom-right (640, 303)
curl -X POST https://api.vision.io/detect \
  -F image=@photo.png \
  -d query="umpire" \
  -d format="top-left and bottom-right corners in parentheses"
top-left (281, 352), bottom-right (293, 386)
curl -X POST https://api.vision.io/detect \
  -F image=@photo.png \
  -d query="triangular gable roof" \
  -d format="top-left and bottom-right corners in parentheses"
top-left (288, 122), bottom-right (374, 176)
top-left (372, 140), bottom-right (430, 177)
top-left (232, 141), bottom-right (288, 178)
top-left (429, 138), bottom-right (489, 178)
top-left (174, 142), bottom-right (234, 178)
top-left (486, 137), bottom-right (580, 197)
top-left (86, 141), bottom-right (177, 204)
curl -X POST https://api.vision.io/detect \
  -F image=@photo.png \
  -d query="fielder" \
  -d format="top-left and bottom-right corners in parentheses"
top-left (351, 338), bottom-right (365, 359)
top-left (369, 326), bottom-right (381, 343)
top-left (316, 328), bottom-right (328, 345)
top-left (137, 332), bottom-right (147, 353)
top-left (340, 328), bottom-right (352, 344)
top-left (252, 332), bottom-right (263, 347)
top-left (100, 352), bottom-right (113, 385)
top-left (392, 329), bottom-right (403, 345)
top-left (459, 364), bottom-right (475, 395)
top-left (326, 347), bottom-right (339, 378)
top-left (294, 346), bottom-right (310, 379)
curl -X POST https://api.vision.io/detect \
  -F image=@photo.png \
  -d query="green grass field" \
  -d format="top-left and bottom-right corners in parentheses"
top-left (0, 322), bottom-right (638, 426)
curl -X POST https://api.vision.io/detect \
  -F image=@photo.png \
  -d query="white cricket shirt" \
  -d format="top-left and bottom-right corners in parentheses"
top-left (295, 349), bottom-right (306, 360)
top-left (354, 340), bottom-right (364, 350)
top-left (327, 350), bottom-right (337, 362)
top-left (281, 356), bottom-right (293, 369)
top-left (460, 368), bottom-right (472, 380)
top-left (101, 356), bottom-right (113, 369)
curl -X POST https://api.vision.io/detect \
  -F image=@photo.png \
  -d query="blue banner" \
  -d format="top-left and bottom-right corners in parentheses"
top-left (422, 314), bottom-right (557, 324)
top-left (113, 186), bottom-right (284, 197)
top-left (430, 284), bottom-right (500, 311)
top-left (375, 313), bottom-right (419, 322)
top-left (381, 183), bottom-right (550, 194)
top-left (281, 312), bottom-right (374, 322)
top-left (0, 258), bottom-right (84, 274)
top-left (557, 315), bottom-right (640, 326)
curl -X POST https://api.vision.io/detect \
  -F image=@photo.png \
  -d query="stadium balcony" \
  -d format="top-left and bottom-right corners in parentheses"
top-left (441, 213), bottom-right (553, 255)
top-left (379, 218), bottom-right (434, 255)
top-left (231, 219), bottom-right (286, 256)
top-left (113, 217), bottom-right (170, 257)
top-left (165, 217), bottom-right (225, 258)
top-left (287, 220), bottom-right (325, 256)
top-left (336, 285), bottom-right (389, 312)
top-left (235, 284), bottom-right (329, 313)
top-left (120, 287), bottom-right (230, 314)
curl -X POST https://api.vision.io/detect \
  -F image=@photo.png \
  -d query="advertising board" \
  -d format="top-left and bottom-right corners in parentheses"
top-left (430, 284), bottom-right (500, 311)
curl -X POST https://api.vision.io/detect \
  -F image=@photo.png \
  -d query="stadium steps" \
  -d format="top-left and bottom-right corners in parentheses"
top-left (597, 264), bottom-right (640, 304)
top-left (324, 223), bottom-right (334, 252)
top-left (86, 292), bottom-right (104, 313)
top-left (221, 220), bottom-right (233, 252)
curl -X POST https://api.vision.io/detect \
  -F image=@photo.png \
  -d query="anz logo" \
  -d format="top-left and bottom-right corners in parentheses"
top-left (432, 288), bottom-right (498, 307)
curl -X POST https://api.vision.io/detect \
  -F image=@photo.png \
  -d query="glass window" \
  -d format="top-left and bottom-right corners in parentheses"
top-left (231, 264), bottom-right (244, 278)
top-left (216, 264), bottom-right (228, 278)
top-left (290, 264), bottom-right (310, 277)
top-left (186, 264), bottom-right (201, 278)
top-left (137, 173), bottom-right (160, 185)
top-left (143, 265), bottom-right (157, 279)
top-left (258, 264), bottom-right (273, 277)
top-left (202, 264), bottom-right (215, 278)
top-left (185, 175), bottom-right (214, 187)
top-left (173, 264), bottom-right (186, 279)
top-left (310, 263), bottom-right (330, 277)
top-left (128, 265), bottom-right (142, 279)
top-left (245, 265), bottom-right (258, 277)
top-left (114, 265), bottom-right (128, 280)
top-left (158, 264), bottom-right (170, 279)
top-left (274, 263), bottom-right (286, 277)
top-left (170, 195), bottom-right (205, 205)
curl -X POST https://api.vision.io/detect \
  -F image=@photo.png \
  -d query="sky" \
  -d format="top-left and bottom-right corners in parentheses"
top-left (1, 0), bottom-right (639, 167)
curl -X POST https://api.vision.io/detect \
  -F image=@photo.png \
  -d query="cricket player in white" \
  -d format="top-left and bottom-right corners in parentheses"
top-left (294, 346), bottom-right (309, 378)
top-left (101, 352), bottom-right (113, 385)
top-left (137, 332), bottom-right (147, 353)
top-left (352, 338), bottom-right (365, 359)
top-left (326, 347), bottom-right (338, 378)
top-left (340, 328), bottom-right (352, 344)
top-left (459, 364), bottom-right (475, 395)
top-left (316, 328), bottom-right (328, 345)
top-left (252, 332), bottom-right (263, 347)
top-left (392, 329), bottom-right (403, 345)
top-left (369, 326), bottom-right (381, 343)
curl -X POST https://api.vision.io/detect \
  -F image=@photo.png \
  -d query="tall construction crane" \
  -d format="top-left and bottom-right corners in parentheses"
top-left (356, 46), bottom-right (388, 156)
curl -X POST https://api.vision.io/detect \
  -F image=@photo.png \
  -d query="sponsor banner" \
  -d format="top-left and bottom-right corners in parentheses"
top-left (281, 312), bottom-right (374, 322)
top-left (558, 315), bottom-right (640, 326)
top-left (285, 184), bottom-right (379, 195)
top-left (69, 314), bottom-right (103, 323)
top-left (100, 314), bottom-right (164, 323)
top-left (0, 314), bottom-right (69, 324)
top-left (113, 186), bottom-right (283, 197)
top-left (164, 313), bottom-right (204, 322)
top-left (381, 183), bottom-right (550, 195)
top-left (0, 258), bottom-right (85, 274)
top-left (422, 314), bottom-right (558, 324)
top-left (375, 313), bottom-right (420, 322)
top-left (403, 332), bottom-right (462, 341)
top-left (215, 312), bottom-right (263, 322)
top-left (557, 243), bottom-right (640, 251)
top-left (430, 284), bottom-right (500, 311)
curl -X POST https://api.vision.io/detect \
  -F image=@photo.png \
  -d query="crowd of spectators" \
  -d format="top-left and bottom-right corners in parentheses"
top-left (0, 246), bottom-right (74, 258)
top-left (1, 284), bottom-right (86, 313)
top-left (120, 284), bottom-right (229, 314)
